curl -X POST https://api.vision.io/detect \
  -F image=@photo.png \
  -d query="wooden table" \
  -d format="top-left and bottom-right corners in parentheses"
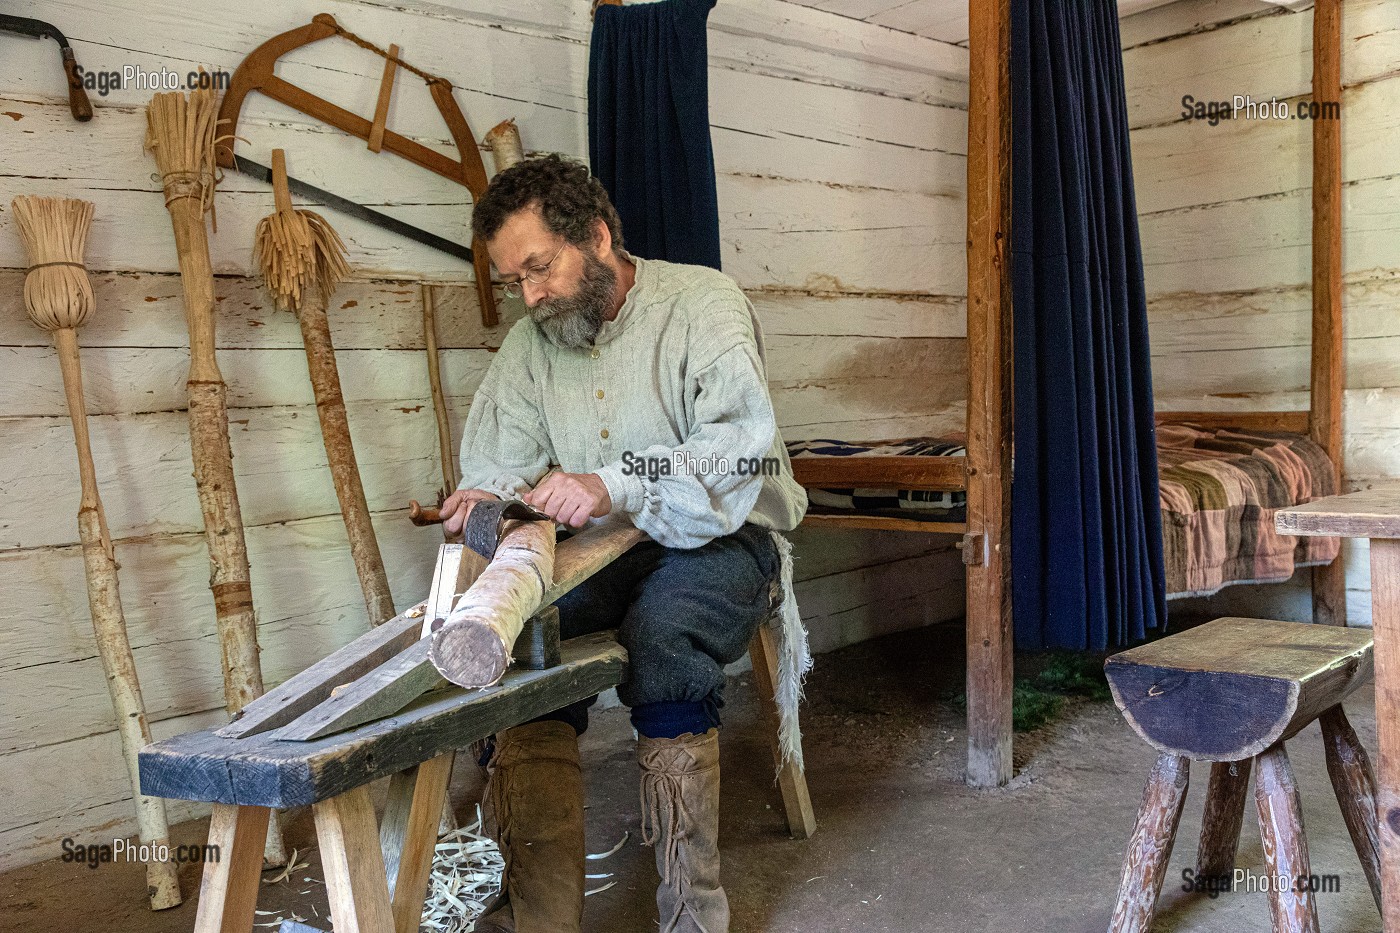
top-left (1278, 486), bottom-right (1400, 930)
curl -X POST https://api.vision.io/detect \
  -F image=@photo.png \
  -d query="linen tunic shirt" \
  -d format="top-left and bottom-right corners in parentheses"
top-left (457, 254), bottom-right (808, 548)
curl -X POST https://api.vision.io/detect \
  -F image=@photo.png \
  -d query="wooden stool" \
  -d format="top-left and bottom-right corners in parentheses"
top-left (1104, 617), bottom-right (1379, 933)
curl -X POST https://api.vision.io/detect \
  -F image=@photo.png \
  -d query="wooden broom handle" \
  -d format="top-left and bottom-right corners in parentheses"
top-left (271, 148), bottom-right (294, 213)
top-left (52, 327), bottom-right (110, 550)
top-left (51, 325), bottom-right (183, 907)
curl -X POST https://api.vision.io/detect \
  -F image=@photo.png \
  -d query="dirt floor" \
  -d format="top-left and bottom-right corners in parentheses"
top-left (0, 619), bottom-right (1384, 932)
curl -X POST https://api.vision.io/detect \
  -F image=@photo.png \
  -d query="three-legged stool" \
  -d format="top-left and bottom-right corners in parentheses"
top-left (1104, 617), bottom-right (1379, 933)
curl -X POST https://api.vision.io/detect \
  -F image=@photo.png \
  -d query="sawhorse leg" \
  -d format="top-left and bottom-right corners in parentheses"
top-left (749, 625), bottom-right (817, 839)
top-left (194, 804), bottom-right (271, 933)
top-left (193, 757), bottom-right (457, 933)
top-left (381, 753), bottom-right (457, 933)
top-left (314, 786), bottom-right (395, 933)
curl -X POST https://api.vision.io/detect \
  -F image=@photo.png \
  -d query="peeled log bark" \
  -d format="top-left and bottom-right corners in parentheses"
top-left (430, 520), bottom-right (555, 688)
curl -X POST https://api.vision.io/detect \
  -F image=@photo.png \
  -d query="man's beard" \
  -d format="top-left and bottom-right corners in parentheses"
top-left (530, 251), bottom-right (617, 349)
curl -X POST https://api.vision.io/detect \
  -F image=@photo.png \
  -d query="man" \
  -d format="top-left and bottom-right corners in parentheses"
top-left (438, 154), bottom-right (806, 933)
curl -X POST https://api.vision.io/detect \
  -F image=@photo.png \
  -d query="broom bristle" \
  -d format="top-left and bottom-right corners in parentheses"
top-left (254, 204), bottom-right (351, 313)
top-left (11, 195), bottom-right (96, 332)
top-left (145, 89), bottom-right (220, 217)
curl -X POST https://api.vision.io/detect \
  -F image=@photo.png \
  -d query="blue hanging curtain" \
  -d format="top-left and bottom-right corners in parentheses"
top-left (1010, 0), bottom-right (1167, 650)
top-left (588, 0), bottom-right (722, 269)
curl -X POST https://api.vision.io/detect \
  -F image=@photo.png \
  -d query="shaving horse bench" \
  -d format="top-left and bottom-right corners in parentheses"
top-left (138, 522), bottom-right (814, 933)
top-left (1104, 617), bottom-right (1379, 933)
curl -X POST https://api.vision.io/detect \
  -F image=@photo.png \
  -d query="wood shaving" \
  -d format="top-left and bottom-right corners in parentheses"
top-left (587, 831), bottom-right (629, 860)
top-left (419, 807), bottom-right (504, 932)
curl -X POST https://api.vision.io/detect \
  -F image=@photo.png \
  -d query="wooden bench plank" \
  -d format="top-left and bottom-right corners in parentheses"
top-left (218, 608), bottom-right (425, 739)
top-left (139, 631), bottom-right (627, 808)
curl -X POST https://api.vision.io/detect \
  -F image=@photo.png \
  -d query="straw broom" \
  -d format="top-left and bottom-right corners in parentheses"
top-left (253, 149), bottom-right (396, 627)
top-left (145, 89), bottom-right (287, 866)
top-left (11, 195), bottom-right (182, 910)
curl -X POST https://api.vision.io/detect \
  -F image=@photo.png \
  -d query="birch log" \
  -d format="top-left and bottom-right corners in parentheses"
top-left (145, 89), bottom-right (286, 866)
top-left (484, 119), bottom-right (525, 173)
top-left (60, 330), bottom-right (184, 909)
top-left (429, 519), bottom-right (556, 687)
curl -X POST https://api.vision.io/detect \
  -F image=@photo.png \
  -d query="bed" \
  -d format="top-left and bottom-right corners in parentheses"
top-left (795, 0), bottom-right (1345, 789)
top-left (788, 423), bottom-right (1340, 601)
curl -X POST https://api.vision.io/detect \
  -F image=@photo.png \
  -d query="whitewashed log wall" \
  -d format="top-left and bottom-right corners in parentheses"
top-left (1123, 0), bottom-right (1400, 624)
top-left (0, 0), bottom-right (968, 868)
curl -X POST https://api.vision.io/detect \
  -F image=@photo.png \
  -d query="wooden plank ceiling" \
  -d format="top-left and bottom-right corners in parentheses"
top-left (777, 0), bottom-right (1254, 46)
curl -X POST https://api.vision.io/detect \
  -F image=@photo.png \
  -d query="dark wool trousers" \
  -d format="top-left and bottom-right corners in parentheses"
top-left (536, 522), bottom-right (780, 737)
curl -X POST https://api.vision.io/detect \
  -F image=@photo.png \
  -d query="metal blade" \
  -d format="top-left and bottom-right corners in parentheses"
top-left (0, 14), bottom-right (66, 47)
top-left (230, 156), bottom-right (476, 264)
top-left (464, 499), bottom-right (551, 560)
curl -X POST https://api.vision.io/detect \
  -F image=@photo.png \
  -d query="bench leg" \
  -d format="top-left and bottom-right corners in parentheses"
top-left (1109, 753), bottom-right (1189, 933)
top-left (381, 753), bottom-right (456, 933)
top-left (1197, 759), bottom-right (1252, 879)
top-left (1255, 743), bottom-right (1320, 933)
top-left (193, 804), bottom-right (270, 933)
top-left (314, 785), bottom-right (396, 933)
top-left (748, 625), bottom-right (817, 839)
top-left (1320, 706), bottom-right (1383, 912)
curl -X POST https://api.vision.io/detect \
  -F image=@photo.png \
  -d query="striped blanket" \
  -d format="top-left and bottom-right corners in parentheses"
top-left (787, 426), bottom-right (1339, 598)
top-left (1157, 424), bottom-right (1339, 599)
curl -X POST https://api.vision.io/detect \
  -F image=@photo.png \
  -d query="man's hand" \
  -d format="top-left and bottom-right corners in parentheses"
top-left (439, 488), bottom-right (501, 536)
top-left (524, 471), bottom-right (612, 528)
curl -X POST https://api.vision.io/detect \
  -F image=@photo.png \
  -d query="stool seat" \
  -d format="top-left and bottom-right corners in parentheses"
top-left (1105, 616), bottom-right (1373, 762)
top-left (1106, 617), bottom-right (1381, 933)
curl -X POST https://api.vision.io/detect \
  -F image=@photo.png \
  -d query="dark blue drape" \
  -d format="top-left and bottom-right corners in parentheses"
top-left (588, 0), bottom-right (722, 269)
top-left (1010, 0), bottom-right (1167, 650)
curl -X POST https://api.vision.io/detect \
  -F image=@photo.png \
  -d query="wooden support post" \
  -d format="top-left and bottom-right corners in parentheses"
top-left (1372, 537), bottom-right (1400, 931)
top-left (1255, 743), bottom-right (1321, 933)
top-left (381, 754), bottom-right (456, 933)
top-left (193, 804), bottom-right (271, 933)
top-left (1309, 0), bottom-right (1346, 629)
top-left (748, 625), bottom-right (816, 839)
top-left (1196, 759), bottom-right (1251, 880)
top-left (963, 0), bottom-right (1014, 790)
top-left (1319, 705), bottom-right (1382, 912)
top-left (314, 786), bottom-right (396, 933)
top-left (1108, 753), bottom-right (1190, 933)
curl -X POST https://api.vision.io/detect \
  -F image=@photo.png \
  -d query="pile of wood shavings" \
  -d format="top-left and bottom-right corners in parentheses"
top-left (420, 810), bottom-right (505, 932)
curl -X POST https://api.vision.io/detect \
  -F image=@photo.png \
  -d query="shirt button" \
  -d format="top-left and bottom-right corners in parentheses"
top-left (596, 389), bottom-right (605, 399)
top-left (600, 428), bottom-right (610, 439)
top-left (590, 348), bottom-right (600, 359)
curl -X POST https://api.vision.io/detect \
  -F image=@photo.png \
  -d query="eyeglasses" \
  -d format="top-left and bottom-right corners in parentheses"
top-left (500, 243), bottom-right (566, 299)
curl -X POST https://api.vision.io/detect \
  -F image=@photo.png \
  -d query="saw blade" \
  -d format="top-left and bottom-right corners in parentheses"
top-left (230, 156), bottom-right (475, 263)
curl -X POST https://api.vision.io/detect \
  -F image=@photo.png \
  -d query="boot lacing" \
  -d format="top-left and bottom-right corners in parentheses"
top-left (639, 743), bottom-right (717, 933)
